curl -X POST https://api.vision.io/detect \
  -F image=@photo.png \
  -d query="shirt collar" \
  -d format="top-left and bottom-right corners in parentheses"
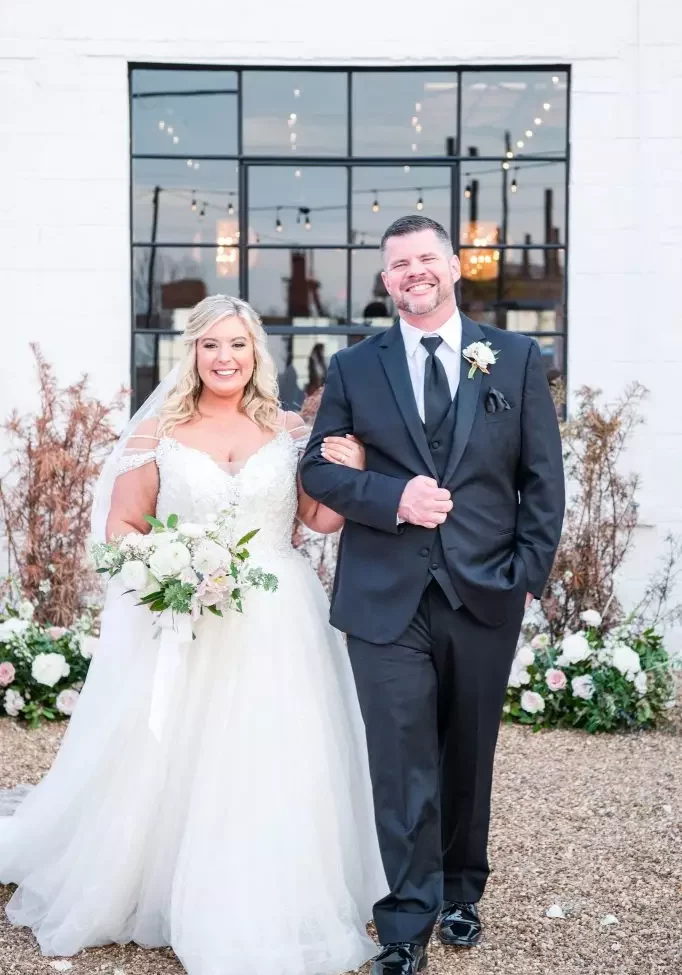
top-left (399, 310), bottom-right (462, 359)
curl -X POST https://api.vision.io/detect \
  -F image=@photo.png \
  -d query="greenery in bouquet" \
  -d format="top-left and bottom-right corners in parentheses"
top-left (0, 581), bottom-right (98, 726)
top-left (91, 510), bottom-right (278, 628)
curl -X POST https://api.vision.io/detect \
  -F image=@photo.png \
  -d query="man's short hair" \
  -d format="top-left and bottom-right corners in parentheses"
top-left (380, 215), bottom-right (453, 255)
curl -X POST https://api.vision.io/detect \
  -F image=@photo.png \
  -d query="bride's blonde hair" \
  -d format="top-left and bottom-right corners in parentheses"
top-left (158, 295), bottom-right (280, 436)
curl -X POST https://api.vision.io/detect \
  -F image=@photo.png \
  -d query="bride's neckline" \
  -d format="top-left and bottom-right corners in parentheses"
top-left (160, 430), bottom-right (288, 477)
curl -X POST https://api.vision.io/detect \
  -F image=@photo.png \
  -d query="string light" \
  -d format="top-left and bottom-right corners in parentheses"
top-left (543, 102), bottom-right (551, 111)
top-left (415, 102), bottom-right (422, 111)
top-left (404, 165), bottom-right (410, 173)
top-left (187, 159), bottom-right (193, 167)
top-left (534, 117), bottom-right (543, 125)
top-left (552, 76), bottom-right (559, 84)
top-left (525, 129), bottom-right (533, 138)
top-left (199, 204), bottom-right (206, 217)
top-left (227, 200), bottom-right (234, 215)
top-left (158, 121), bottom-right (165, 130)
top-left (304, 211), bottom-right (312, 230)
top-left (411, 143), bottom-right (417, 152)
top-left (167, 126), bottom-right (174, 135)
top-left (290, 132), bottom-right (297, 143)
top-left (502, 161), bottom-right (510, 170)
top-left (415, 123), bottom-right (422, 133)
top-left (464, 183), bottom-right (472, 199)
top-left (372, 192), bottom-right (380, 213)
top-left (517, 140), bottom-right (524, 148)
top-left (294, 88), bottom-right (301, 97)
top-left (276, 208), bottom-right (283, 232)
top-left (194, 162), bottom-right (200, 170)
top-left (191, 196), bottom-right (197, 211)
top-left (173, 136), bottom-right (179, 144)
top-left (506, 150), bottom-right (514, 159)
top-left (416, 191), bottom-right (424, 211)
top-left (411, 116), bottom-right (419, 126)
top-left (511, 177), bottom-right (518, 193)
top-left (295, 169), bottom-right (302, 178)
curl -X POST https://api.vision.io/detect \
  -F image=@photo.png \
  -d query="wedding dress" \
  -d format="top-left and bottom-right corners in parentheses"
top-left (0, 417), bottom-right (387, 975)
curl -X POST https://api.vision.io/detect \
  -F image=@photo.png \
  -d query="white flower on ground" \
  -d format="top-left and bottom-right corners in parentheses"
top-left (507, 660), bottom-right (531, 688)
top-left (17, 599), bottom-right (35, 620)
top-left (177, 522), bottom-right (208, 539)
top-left (55, 688), bottom-right (80, 715)
top-left (634, 671), bottom-right (648, 696)
top-left (78, 636), bottom-right (99, 659)
top-left (556, 632), bottom-right (592, 666)
top-left (4, 688), bottom-right (25, 716)
top-left (516, 644), bottom-right (535, 667)
top-left (531, 633), bottom-right (550, 650)
top-left (119, 559), bottom-right (150, 592)
top-left (192, 539), bottom-right (230, 577)
top-left (571, 674), bottom-right (595, 700)
top-left (580, 609), bottom-right (602, 627)
top-left (521, 690), bottom-right (545, 714)
top-left (611, 644), bottom-right (642, 681)
top-left (149, 541), bottom-right (192, 580)
top-left (546, 904), bottom-right (566, 918)
top-left (31, 652), bottom-right (70, 687)
top-left (545, 668), bottom-right (567, 692)
top-left (0, 618), bottom-right (30, 642)
top-left (0, 662), bottom-right (16, 687)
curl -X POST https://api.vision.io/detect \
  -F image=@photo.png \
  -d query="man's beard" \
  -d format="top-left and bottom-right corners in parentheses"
top-left (397, 280), bottom-right (449, 316)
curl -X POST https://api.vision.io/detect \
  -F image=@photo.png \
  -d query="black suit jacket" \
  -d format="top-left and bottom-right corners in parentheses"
top-left (299, 315), bottom-right (565, 644)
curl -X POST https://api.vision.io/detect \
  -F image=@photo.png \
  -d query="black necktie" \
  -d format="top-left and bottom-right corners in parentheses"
top-left (421, 335), bottom-right (452, 436)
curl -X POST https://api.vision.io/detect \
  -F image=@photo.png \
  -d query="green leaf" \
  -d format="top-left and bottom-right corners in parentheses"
top-left (206, 604), bottom-right (223, 617)
top-left (149, 599), bottom-right (166, 612)
top-left (95, 567), bottom-right (110, 574)
top-left (139, 590), bottom-right (164, 604)
top-left (144, 515), bottom-right (165, 530)
top-left (236, 529), bottom-right (259, 547)
top-left (467, 364), bottom-right (477, 380)
top-left (167, 513), bottom-right (179, 529)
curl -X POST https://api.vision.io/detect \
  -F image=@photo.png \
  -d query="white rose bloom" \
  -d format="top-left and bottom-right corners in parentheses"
top-left (4, 688), bottom-right (25, 716)
top-left (516, 644), bottom-right (535, 667)
top-left (520, 690), bottom-right (545, 714)
top-left (152, 530), bottom-right (179, 548)
top-left (556, 632), bottom-right (592, 667)
top-left (119, 533), bottom-right (143, 553)
top-left (571, 674), bottom-right (595, 700)
top-left (18, 599), bottom-right (35, 620)
top-left (192, 540), bottom-right (229, 577)
top-left (177, 523), bottom-right (208, 539)
top-left (149, 541), bottom-right (192, 580)
top-left (31, 652), bottom-right (70, 687)
top-left (464, 341), bottom-right (496, 366)
top-left (580, 609), bottom-right (602, 628)
top-left (55, 688), bottom-right (80, 715)
top-left (508, 661), bottom-right (531, 688)
top-left (79, 635), bottom-right (99, 659)
top-left (611, 644), bottom-right (642, 680)
top-left (0, 618), bottom-right (31, 642)
top-left (634, 671), bottom-right (648, 696)
top-left (179, 567), bottom-right (200, 586)
top-left (119, 559), bottom-right (150, 591)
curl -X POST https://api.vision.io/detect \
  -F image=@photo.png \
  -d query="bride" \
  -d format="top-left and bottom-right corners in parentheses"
top-left (0, 295), bottom-right (388, 975)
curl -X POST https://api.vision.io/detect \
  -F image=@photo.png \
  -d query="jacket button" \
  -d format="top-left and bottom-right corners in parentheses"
top-left (431, 562), bottom-right (440, 571)
top-left (420, 547), bottom-right (429, 557)
top-left (431, 440), bottom-right (440, 449)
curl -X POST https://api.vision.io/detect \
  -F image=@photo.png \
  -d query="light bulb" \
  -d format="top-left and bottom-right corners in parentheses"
top-left (535, 117), bottom-right (543, 125)
top-left (517, 140), bottom-right (525, 148)
top-left (544, 102), bottom-right (551, 111)
top-left (187, 159), bottom-right (193, 167)
top-left (305, 218), bottom-right (311, 230)
top-left (372, 197), bottom-right (380, 213)
top-left (552, 75), bottom-right (559, 84)
top-left (416, 195), bottom-right (424, 211)
top-left (173, 136), bottom-right (179, 144)
top-left (525, 130), bottom-right (533, 138)
top-left (511, 179), bottom-right (518, 193)
top-left (412, 143), bottom-right (417, 152)
top-left (158, 121), bottom-right (165, 130)
top-left (506, 150), bottom-right (514, 158)
top-left (167, 126), bottom-right (174, 135)
top-left (227, 202), bottom-right (234, 215)
top-left (290, 113), bottom-right (297, 122)
top-left (294, 88), bottom-right (300, 97)
top-left (290, 132), bottom-right (297, 142)
top-left (416, 124), bottom-right (422, 133)
top-left (502, 161), bottom-right (510, 170)
top-left (415, 102), bottom-right (422, 111)
top-left (412, 116), bottom-right (419, 126)
top-left (464, 184), bottom-right (472, 199)
top-left (194, 162), bottom-right (200, 169)
top-left (276, 218), bottom-right (283, 232)
top-left (404, 165), bottom-right (410, 173)
top-left (295, 169), bottom-right (302, 177)
top-left (191, 198), bottom-right (197, 211)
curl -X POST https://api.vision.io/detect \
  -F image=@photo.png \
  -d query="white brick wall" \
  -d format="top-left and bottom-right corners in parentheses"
top-left (1, 0), bottom-right (681, 642)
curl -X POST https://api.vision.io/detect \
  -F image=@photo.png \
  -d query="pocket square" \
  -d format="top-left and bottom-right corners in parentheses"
top-left (485, 388), bottom-right (512, 413)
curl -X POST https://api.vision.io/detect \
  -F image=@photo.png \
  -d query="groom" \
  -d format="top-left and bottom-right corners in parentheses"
top-left (300, 216), bottom-right (564, 975)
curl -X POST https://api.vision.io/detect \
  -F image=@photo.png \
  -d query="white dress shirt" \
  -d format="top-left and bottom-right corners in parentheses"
top-left (399, 312), bottom-right (462, 422)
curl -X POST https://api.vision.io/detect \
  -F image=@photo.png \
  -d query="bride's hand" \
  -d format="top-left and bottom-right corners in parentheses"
top-left (321, 435), bottom-right (366, 471)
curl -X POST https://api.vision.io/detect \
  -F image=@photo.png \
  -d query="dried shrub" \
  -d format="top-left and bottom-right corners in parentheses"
top-left (0, 345), bottom-right (127, 626)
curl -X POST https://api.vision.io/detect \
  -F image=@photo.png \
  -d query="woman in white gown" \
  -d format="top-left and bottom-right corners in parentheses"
top-left (0, 295), bottom-right (388, 975)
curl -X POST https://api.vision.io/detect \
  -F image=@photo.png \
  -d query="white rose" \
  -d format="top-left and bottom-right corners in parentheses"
top-left (152, 530), bottom-right (179, 547)
top-left (611, 644), bottom-right (642, 681)
top-left (179, 567), bottom-right (200, 586)
top-left (55, 688), bottom-right (80, 715)
top-left (0, 618), bottom-right (30, 642)
top-left (119, 559), bottom-right (150, 591)
top-left (516, 644), bottom-right (535, 667)
top-left (556, 632), bottom-right (592, 666)
top-left (177, 522), bottom-right (208, 539)
top-left (580, 609), bottom-right (602, 628)
top-left (531, 633), bottom-right (550, 650)
top-left (508, 661), bottom-right (531, 688)
top-left (17, 600), bottom-right (35, 620)
top-left (464, 341), bottom-right (496, 366)
top-left (79, 635), bottom-right (99, 659)
top-left (149, 541), bottom-right (192, 580)
top-left (634, 671), bottom-right (648, 696)
top-left (571, 674), bottom-right (595, 700)
top-left (192, 540), bottom-right (229, 577)
top-left (4, 688), bottom-right (25, 717)
top-left (119, 533), bottom-right (143, 553)
top-left (520, 690), bottom-right (545, 714)
top-left (31, 652), bottom-right (70, 688)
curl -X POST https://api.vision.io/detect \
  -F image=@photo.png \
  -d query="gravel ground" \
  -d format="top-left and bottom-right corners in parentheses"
top-left (1, 709), bottom-right (681, 975)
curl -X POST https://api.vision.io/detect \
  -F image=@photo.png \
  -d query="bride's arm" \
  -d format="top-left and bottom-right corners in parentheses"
top-left (105, 423), bottom-right (160, 541)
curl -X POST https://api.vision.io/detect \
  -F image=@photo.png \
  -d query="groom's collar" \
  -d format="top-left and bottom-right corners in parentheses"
top-left (399, 311), bottom-right (462, 359)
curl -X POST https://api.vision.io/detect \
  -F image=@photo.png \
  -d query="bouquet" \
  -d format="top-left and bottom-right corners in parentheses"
top-left (91, 510), bottom-right (278, 631)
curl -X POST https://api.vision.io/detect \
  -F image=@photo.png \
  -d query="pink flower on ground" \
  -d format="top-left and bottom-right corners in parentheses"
top-left (47, 627), bottom-right (68, 640)
top-left (55, 688), bottom-right (80, 716)
top-left (0, 662), bottom-right (16, 687)
top-left (545, 668), bottom-right (567, 692)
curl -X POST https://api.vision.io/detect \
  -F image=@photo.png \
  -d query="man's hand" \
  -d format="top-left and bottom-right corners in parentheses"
top-left (398, 476), bottom-right (453, 529)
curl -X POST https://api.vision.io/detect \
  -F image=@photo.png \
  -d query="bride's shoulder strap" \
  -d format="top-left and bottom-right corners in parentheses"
top-left (117, 418), bottom-right (161, 475)
top-left (279, 410), bottom-right (310, 454)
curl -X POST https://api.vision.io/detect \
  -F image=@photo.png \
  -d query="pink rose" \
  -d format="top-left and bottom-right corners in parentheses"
top-left (48, 627), bottom-right (68, 640)
top-left (545, 667), bottom-right (567, 692)
top-left (55, 688), bottom-right (80, 716)
top-left (0, 662), bottom-right (16, 687)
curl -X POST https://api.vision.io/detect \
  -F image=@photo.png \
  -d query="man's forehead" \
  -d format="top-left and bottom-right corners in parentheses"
top-left (384, 231), bottom-right (443, 262)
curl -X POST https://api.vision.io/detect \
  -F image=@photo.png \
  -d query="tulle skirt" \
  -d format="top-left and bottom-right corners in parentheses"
top-left (0, 548), bottom-right (387, 975)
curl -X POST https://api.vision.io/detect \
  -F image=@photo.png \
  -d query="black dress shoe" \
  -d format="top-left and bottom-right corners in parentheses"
top-left (371, 942), bottom-right (428, 975)
top-left (437, 901), bottom-right (481, 946)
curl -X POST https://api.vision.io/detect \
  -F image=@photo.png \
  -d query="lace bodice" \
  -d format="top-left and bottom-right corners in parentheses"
top-left (118, 430), bottom-right (304, 559)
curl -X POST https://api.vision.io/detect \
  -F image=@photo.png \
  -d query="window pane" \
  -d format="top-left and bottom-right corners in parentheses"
top-left (353, 72), bottom-right (458, 156)
top-left (243, 71), bottom-right (347, 156)
top-left (350, 249), bottom-right (394, 322)
top-left (248, 166), bottom-right (347, 245)
top-left (352, 167), bottom-right (452, 246)
top-left (133, 159), bottom-right (239, 243)
top-left (133, 246), bottom-right (244, 328)
top-left (533, 334), bottom-right (565, 380)
top-left (269, 333), bottom-right (357, 411)
top-left (459, 248), bottom-right (565, 324)
top-left (461, 71), bottom-right (568, 158)
top-left (133, 332), bottom-right (184, 410)
top-left (249, 249), bottom-right (347, 323)
top-left (459, 161), bottom-right (565, 246)
top-left (131, 69), bottom-right (238, 156)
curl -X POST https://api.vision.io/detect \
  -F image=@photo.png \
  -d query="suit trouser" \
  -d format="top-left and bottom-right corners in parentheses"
top-left (347, 580), bottom-right (525, 946)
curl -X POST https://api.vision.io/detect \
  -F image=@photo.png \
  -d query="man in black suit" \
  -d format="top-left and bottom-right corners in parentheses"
top-left (300, 216), bottom-right (564, 975)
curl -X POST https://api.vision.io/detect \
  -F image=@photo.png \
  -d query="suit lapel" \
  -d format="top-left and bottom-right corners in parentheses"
top-left (377, 323), bottom-right (437, 478)
top-left (442, 315), bottom-right (486, 485)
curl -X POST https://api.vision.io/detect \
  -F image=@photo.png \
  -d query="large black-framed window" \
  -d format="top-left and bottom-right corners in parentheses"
top-left (130, 65), bottom-right (570, 410)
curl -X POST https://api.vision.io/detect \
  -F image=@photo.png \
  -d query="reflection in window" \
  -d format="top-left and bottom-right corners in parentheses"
top-left (460, 248), bottom-right (564, 330)
top-left (131, 69), bottom-right (238, 156)
top-left (269, 334), bottom-right (353, 412)
top-left (352, 167), bottom-right (451, 246)
top-left (249, 249), bottom-right (347, 323)
top-left (248, 167), bottom-right (347, 245)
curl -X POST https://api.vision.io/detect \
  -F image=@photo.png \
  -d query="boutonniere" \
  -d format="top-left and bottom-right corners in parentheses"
top-left (462, 341), bottom-right (500, 379)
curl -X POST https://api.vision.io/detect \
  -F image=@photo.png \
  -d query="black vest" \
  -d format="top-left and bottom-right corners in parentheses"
top-left (423, 395), bottom-right (463, 611)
